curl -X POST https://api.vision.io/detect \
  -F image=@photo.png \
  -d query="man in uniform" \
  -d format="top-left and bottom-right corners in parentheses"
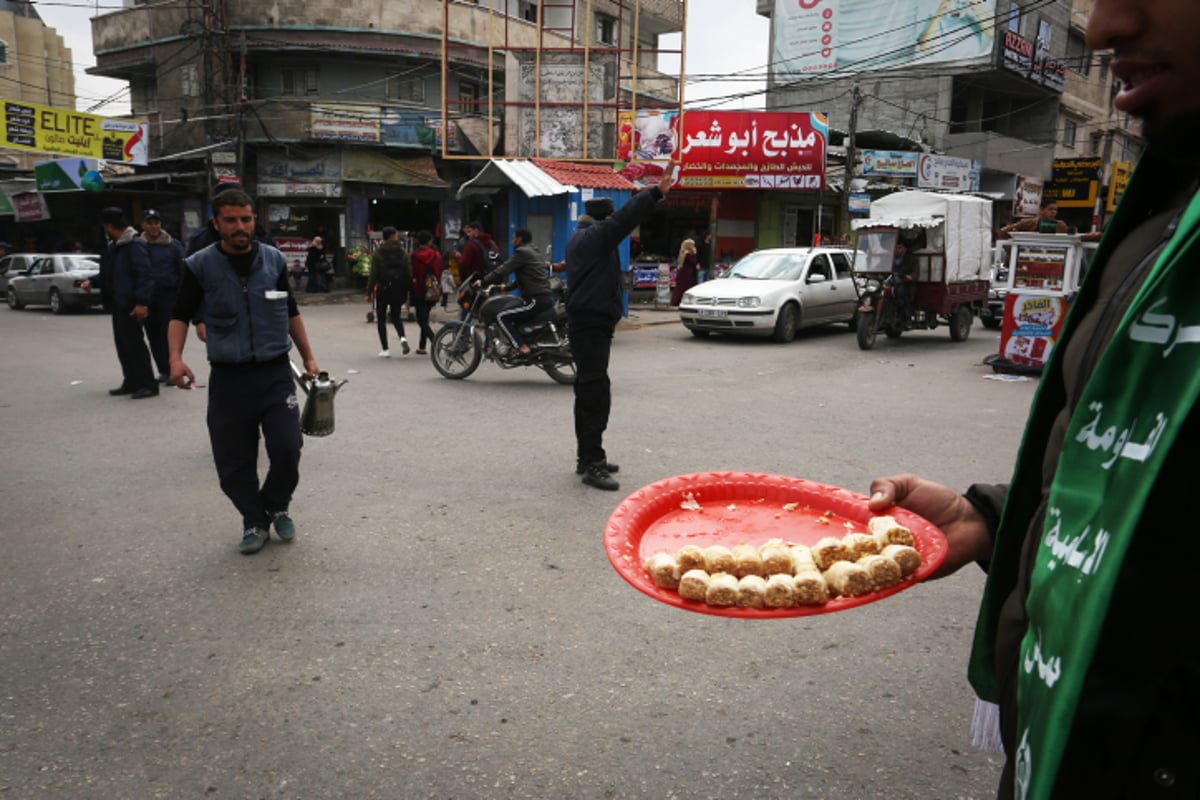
top-left (168, 189), bottom-right (320, 555)
top-left (139, 208), bottom-right (186, 382)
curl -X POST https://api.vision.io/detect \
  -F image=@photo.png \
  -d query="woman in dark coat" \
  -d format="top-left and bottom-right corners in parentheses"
top-left (670, 237), bottom-right (698, 306)
top-left (305, 236), bottom-right (331, 292)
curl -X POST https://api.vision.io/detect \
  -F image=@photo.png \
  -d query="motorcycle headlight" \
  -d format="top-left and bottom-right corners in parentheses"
top-left (736, 296), bottom-right (761, 308)
top-left (865, 279), bottom-right (881, 292)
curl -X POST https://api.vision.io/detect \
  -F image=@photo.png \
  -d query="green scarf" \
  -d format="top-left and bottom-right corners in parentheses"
top-left (968, 156), bottom-right (1200, 798)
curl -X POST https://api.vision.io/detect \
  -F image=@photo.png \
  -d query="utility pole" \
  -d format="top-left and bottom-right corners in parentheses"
top-left (842, 83), bottom-right (861, 238)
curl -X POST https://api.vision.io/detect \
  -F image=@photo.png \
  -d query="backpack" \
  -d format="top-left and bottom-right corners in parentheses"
top-left (483, 239), bottom-right (502, 267)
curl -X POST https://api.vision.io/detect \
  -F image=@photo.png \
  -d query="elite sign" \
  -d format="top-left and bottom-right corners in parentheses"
top-left (1, 98), bottom-right (149, 165)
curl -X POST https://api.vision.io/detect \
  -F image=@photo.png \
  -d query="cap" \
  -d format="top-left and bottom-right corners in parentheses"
top-left (584, 196), bottom-right (614, 220)
top-left (143, 208), bottom-right (162, 220)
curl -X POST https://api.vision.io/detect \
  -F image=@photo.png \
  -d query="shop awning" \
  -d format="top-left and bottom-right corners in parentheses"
top-left (456, 159), bottom-right (570, 200)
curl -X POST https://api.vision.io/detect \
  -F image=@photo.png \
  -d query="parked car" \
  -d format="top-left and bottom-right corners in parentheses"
top-left (6, 254), bottom-right (103, 314)
top-left (0, 253), bottom-right (49, 295)
top-left (678, 247), bottom-right (858, 342)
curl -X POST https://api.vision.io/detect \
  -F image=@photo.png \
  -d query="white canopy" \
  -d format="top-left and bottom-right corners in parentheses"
top-left (852, 190), bottom-right (993, 281)
top-left (456, 159), bottom-right (571, 200)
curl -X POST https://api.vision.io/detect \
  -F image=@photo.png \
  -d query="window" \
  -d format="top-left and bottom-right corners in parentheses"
top-left (1037, 19), bottom-right (1052, 52)
top-left (1065, 30), bottom-right (1090, 76)
top-left (519, 1), bottom-right (537, 23)
top-left (1007, 3), bottom-right (1021, 33)
top-left (181, 64), bottom-right (200, 97)
top-left (1062, 117), bottom-right (1077, 148)
top-left (0, 41), bottom-right (8, 65)
top-left (387, 75), bottom-right (425, 103)
top-left (1089, 132), bottom-right (1103, 156)
top-left (282, 68), bottom-right (318, 96)
top-left (458, 81), bottom-right (479, 113)
top-left (830, 252), bottom-right (852, 280)
top-left (596, 14), bottom-right (616, 45)
top-left (807, 254), bottom-right (832, 282)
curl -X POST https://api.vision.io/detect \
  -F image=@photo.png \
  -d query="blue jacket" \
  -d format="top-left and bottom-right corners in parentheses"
top-left (142, 231), bottom-right (185, 302)
top-left (186, 243), bottom-right (291, 364)
top-left (565, 187), bottom-right (663, 328)
top-left (95, 227), bottom-right (153, 314)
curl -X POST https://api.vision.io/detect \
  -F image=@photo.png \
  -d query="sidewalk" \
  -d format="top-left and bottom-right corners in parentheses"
top-left (293, 288), bottom-right (680, 330)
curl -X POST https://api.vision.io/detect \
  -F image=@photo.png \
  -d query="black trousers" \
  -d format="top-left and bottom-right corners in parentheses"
top-left (111, 310), bottom-right (156, 391)
top-left (144, 294), bottom-right (175, 377)
top-left (375, 283), bottom-right (407, 349)
top-left (207, 358), bottom-right (303, 530)
top-left (568, 324), bottom-right (614, 465)
top-left (409, 295), bottom-right (437, 349)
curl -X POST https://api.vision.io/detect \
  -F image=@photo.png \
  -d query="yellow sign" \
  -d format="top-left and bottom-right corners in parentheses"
top-left (1107, 160), bottom-right (1132, 213)
top-left (1, 98), bottom-right (149, 165)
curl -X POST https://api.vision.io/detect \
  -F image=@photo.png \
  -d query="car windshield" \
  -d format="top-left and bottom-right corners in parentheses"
top-left (727, 252), bottom-right (805, 281)
top-left (62, 256), bottom-right (99, 271)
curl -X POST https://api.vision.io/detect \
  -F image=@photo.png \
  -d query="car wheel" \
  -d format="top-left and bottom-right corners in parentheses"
top-left (6, 286), bottom-right (23, 310)
top-left (49, 288), bottom-right (65, 314)
top-left (950, 305), bottom-right (974, 342)
top-left (856, 310), bottom-right (878, 350)
top-left (771, 303), bottom-right (798, 343)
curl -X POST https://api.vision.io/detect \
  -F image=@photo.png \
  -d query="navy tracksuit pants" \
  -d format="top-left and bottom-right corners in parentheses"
top-left (206, 358), bottom-right (303, 530)
top-left (568, 324), bottom-right (614, 465)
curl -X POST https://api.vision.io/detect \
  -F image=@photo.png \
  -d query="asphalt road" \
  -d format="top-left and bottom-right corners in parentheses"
top-left (0, 303), bottom-right (1036, 799)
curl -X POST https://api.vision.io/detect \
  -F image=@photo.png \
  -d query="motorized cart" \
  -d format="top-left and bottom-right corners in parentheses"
top-left (850, 191), bottom-right (992, 350)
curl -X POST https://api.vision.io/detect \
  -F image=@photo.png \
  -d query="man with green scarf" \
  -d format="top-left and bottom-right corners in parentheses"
top-left (868, 1), bottom-right (1200, 797)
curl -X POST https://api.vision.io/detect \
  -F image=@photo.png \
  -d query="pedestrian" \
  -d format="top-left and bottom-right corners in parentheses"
top-left (457, 220), bottom-right (497, 282)
top-left (997, 198), bottom-right (1070, 238)
top-left (167, 188), bottom-right (319, 556)
top-left (565, 162), bottom-right (676, 490)
top-left (479, 228), bottom-right (554, 357)
top-left (408, 230), bottom-right (442, 354)
top-left (439, 257), bottom-right (457, 310)
top-left (669, 238), bottom-right (698, 307)
top-left (138, 208), bottom-right (186, 382)
top-left (366, 226), bottom-right (411, 357)
top-left (185, 180), bottom-right (245, 256)
top-left (81, 207), bottom-right (158, 399)
top-left (867, 1), bottom-right (1200, 796)
top-left (696, 230), bottom-right (712, 283)
top-left (305, 236), bottom-right (332, 293)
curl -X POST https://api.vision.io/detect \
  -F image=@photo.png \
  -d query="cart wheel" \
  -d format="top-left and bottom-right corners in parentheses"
top-left (856, 311), bottom-right (878, 350)
top-left (981, 318), bottom-right (1001, 330)
top-left (949, 305), bottom-right (974, 342)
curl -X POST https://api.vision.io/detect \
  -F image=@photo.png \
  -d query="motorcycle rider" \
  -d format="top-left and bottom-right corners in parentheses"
top-left (478, 228), bottom-right (554, 358)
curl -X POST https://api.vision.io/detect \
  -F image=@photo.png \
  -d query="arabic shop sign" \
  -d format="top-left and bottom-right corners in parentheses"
top-left (659, 110), bottom-right (828, 190)
top-left (1, 98), bottom-right (149, 165)
top-left (1106, 160), bottom-right (1132, 213)
top-left (917, 153), bottom-right (980, 191)
top-left (861, 150), bottom-right (918, 178)
top-left (1044, 157), bottom-right (1102, 209)
top-left (35, 157), bottom-right (103, 192)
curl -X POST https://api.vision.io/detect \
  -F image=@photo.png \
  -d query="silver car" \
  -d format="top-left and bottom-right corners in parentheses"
top-left (0, 253), bottom-right (49, 295)
top-left (6, 254), bottom-right (103, 314)
top-left (678, 247), bottom-right (859, 342)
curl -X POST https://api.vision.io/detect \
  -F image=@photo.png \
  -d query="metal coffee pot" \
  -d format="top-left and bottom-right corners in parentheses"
top-left (291, 361), bottom-right (347, 437)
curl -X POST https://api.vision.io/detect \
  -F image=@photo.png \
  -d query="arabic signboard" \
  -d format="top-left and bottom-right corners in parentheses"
top-left (310, 104), bottom-right (380, 143)
top-left (861, 150), bottom-right (918, 178)
top-left (1, 98), bottom-right (148, 165)
top-left (1044, 157), bottom-right (1102, 209)
top-left (14, 192), bottom-right (50, 222)
top-left (35, 157), bottom-right (100, 192)
top-left (674, 110), bottom-right (828, 190)
top-left (1013, 244), bottom-right (1068, 291)
top-left (1107, 160), bottom-right (1132, 213)
top-left (772, 0), bottom-right (996, 81)
top-left (917, 153), bottom-right (980, 191)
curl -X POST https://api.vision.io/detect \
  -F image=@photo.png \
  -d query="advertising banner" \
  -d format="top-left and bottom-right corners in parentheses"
top-left (772, 0), bottom-right (996, 82)
top-left (1000, 293), bottom-right (1068, 369)
top-left (35, 157), bottom-right (101, 192)
top-left (13, 192), bottom-right (51, 222)
top-left (1044, 157), bottom-right (1102, 209)
top-left (861, 150), bottom-right (918, 177)
top-left (917, 153), bottom-right (980, 191)
top-left (1, 98), bottom-right (148, 165)
top-left (1107, 160), bottom-right (1132, 213)
top-left (1014, 175), bottom-right (1044, 217)
top-left (618, 110), bottom-right (828, 191)
top-left (310, 104), bottom-right (380, 143)
top-left (1013, 243), bottom-right (1068, 291)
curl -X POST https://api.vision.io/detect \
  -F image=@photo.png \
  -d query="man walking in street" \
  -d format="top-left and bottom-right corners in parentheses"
top-left (565, 163), bottom-right (676, 490)
top-left (139, 208), bottom-right (186, 382)
top-left (168, 189), bottom-right (320, 555)
top-left (82, 207), bottom-right (158, 399)
top-left (366, 226), bottom-right (411, 357)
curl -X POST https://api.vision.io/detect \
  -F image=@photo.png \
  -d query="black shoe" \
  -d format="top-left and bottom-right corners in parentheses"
top-left (130, 387), bottom-right (159, 399)
top-left (576, 459), bottom-right (619, 475)
top-left (581, 462), bottom-right (620, 491)
top-left (157, 374), bottom-right (170, 384)
top-left (109, 385), bottom-right (134, 396)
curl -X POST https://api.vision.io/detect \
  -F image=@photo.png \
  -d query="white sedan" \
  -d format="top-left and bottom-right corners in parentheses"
top-left (678, 247), bottom-right (859, 342)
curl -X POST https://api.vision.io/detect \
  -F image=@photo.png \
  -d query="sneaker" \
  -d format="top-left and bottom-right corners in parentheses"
top-left (581, 462), bottom-right (620, 491)
top-left (400, 338), bottom-right (411, 355)
top-left (576, 459), bottom-right (620, 475)
top-left (378, 349), bottom-right (390, 358)
top-left (416, 348), bottom-right (428, 355)
top-left (271, 511), bottom-right (296, 543)
top-left (238, 526), bottom-right (269, 555)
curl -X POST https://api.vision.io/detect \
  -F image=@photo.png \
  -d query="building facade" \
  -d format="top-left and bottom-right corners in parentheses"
top-left (0, 0), bottom-right (76, 172)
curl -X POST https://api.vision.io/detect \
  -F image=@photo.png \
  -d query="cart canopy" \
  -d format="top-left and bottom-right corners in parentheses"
top-left (852, 191), bottom-right (993, 282)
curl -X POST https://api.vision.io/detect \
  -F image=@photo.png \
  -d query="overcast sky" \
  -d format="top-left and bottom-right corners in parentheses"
top-left (34, 0), bottom-right (771, 115)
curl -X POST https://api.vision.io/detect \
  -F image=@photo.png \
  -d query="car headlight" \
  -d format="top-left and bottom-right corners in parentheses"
top-left (736, 297), bottom-right (761, 308)
top-left (681, 292), bottom-right (696, 305)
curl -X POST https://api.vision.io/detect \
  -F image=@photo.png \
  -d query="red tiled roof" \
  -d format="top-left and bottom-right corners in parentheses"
top-left (531, 159), bottom-right (636, 190)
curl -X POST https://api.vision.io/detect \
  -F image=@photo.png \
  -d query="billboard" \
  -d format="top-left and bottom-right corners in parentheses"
top-left (1044, 158), bottom-right (1102, 209)
top-left (772, 0), bottom-right (996, 82)
top-left (618, 110), bottom-right (828, 190)
top-left (1, 99), bottom-right (149, 165)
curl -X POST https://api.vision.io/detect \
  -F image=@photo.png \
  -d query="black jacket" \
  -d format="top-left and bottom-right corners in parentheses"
top-left (367, 239), bottom-right (411, 291)
top-left (564, 187), bottom-right (663, 328)
top-left (95, 227), bottom-right (153, 313)
top-left (483, 243), bottom-right (552, 300)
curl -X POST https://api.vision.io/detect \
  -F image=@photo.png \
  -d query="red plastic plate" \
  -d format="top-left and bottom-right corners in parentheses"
top-left (605, 472), bottom-right (947, 618)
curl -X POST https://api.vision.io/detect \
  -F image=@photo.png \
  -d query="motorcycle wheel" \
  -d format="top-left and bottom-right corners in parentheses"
top-left (542, 358), bottom-right (576, 385)
top-left (431, 323), bottom-right (482, 379)
top-left (884, 323), bottom-right (904, 339)
top-left (856, 310), bottom-right (878, 350)
top-left (949, 305), bottom-right (974, 342)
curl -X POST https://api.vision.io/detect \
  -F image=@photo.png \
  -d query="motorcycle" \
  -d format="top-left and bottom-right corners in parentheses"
top-left (430, 272), bottom-right (576, 384)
